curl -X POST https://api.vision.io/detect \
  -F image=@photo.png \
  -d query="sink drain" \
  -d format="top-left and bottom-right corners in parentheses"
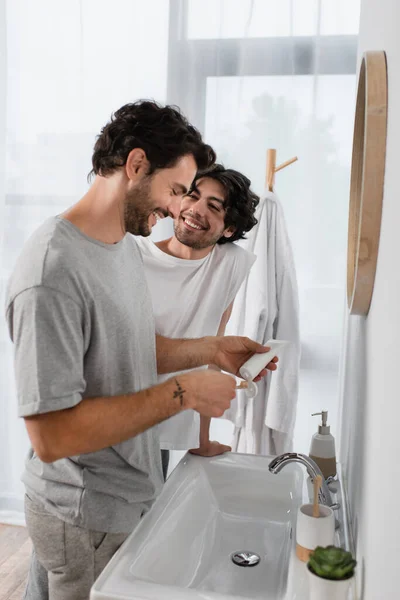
top-left (231, 551), bottom-right (260, 567)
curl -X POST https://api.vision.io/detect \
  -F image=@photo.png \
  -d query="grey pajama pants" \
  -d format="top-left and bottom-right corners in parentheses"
top-left (23, 495), bottom-right (128, 600)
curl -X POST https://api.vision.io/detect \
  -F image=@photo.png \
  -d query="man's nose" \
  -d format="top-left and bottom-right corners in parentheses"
top-left (190, 199), bottom-right (207, 217)
top-left (167, 195), bottom-right (181, 219)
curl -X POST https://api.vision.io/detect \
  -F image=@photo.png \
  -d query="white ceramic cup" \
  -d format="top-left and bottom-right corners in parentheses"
top-left (296, 503), bottom-right (335, 559)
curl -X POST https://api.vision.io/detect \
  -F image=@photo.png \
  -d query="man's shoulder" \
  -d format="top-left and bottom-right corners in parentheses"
top-left (133, 235), bottom-right (147, 250)
top-left (134, 235), bottom-right (157, 258)
top-left (214, 242), bottom-right (255, 269)
top-left (134, 235), bottom-right (158, 248)
top-left (6, 217), bottom-right (82, 307)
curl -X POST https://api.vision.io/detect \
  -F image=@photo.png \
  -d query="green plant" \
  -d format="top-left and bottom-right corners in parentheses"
top-left (308, 546), bottom-right (357, 581)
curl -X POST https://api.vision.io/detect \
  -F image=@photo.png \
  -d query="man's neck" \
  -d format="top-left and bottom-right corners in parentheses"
top-left (156, 236), bottom-right (214, 260)
top-left (62, 175), bottom-right (126, 244)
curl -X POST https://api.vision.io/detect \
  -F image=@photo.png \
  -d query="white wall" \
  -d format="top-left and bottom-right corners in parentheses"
top-left (339, 1), bottom-right (400, 598)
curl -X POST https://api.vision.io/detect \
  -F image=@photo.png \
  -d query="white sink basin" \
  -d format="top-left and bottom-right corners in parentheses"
top-left (91, 452), bottom-right (304, 600)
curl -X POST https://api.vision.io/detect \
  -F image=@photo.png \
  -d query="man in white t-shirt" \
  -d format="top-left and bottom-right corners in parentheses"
top-left (136, 164), bottom-right (260, 475)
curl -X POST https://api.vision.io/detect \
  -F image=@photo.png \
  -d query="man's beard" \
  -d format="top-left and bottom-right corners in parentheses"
top-left (173, 216), bottom-right (222, 250)
top-left (123, 178), bottom-right (155, 237)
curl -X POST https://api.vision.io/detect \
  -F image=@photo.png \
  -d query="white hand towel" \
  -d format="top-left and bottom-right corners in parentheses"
top-left (224, 191), bottom-right (300, 452)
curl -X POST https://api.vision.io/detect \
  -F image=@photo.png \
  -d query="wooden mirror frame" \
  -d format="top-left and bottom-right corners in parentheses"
top-left (347, 51), bottom-right (388, 315)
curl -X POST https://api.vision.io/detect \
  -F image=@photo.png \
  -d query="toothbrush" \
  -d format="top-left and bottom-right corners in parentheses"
top-left (235, 380), bottom-right (258, 398)
top-left (313, 475), bottom-right (322, 518)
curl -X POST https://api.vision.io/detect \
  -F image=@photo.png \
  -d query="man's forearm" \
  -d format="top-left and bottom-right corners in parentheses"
top-left (25, 377), bottom-right (188, 463)
top-left (156, 335), bottom-right (216, 374)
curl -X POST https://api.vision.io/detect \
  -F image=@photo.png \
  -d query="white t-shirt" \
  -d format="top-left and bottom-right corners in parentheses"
top-left (136, 236), bottom-right (256, 449)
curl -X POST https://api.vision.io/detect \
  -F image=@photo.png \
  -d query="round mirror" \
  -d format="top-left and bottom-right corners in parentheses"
top-left (347, 51), bottom-right (388, 315)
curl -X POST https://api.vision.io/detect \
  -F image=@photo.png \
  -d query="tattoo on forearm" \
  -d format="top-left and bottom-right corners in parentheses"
top-left (173, 378), bottom-right (186, 407)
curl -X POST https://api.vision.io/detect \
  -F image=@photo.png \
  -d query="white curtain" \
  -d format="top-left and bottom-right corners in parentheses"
top-left (0, 0), bottom-right (360, 522)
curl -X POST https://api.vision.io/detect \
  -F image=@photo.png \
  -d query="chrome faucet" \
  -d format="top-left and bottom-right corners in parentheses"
top-left (268, 452), bottom-right (339, 509)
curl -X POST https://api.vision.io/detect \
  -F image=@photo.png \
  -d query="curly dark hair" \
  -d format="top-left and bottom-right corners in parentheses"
top-left (193, 164), bottom-right (259, 244)
top-left (89, 100), bottom-right (216, 179)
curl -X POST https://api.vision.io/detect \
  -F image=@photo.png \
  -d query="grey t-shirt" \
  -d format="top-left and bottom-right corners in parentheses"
top-left (5, 217), bottom-right (163, 533)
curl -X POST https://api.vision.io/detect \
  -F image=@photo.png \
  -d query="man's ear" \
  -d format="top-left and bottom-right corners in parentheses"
top-left (125, 148), bottom-right (148, 180)
top-left (222, 227), bottom-right (235, 239)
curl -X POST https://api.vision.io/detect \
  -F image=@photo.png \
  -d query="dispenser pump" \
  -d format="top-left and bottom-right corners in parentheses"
top-left (309, 409), bottom-right (336, 479)
top-left (312, 410), bottom-right (330, 435)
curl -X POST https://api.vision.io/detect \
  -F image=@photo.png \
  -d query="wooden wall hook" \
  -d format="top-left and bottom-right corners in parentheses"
top-left (266, 149), bottom-right (298, 191)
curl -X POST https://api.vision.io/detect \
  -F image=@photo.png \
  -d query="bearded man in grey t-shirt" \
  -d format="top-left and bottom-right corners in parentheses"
top-left (5, 100), bottom-right (277, 600)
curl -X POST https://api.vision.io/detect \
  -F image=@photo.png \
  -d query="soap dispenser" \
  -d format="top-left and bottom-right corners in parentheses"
top-left (309, 410), bottom-right (336, 479)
